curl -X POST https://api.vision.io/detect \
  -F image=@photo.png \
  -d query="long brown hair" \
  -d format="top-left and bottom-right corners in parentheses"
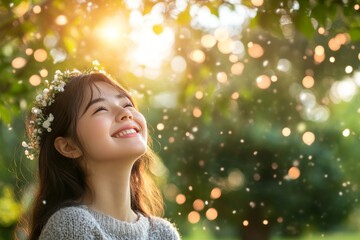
top-left (26, 72), bottom-right (163, 240)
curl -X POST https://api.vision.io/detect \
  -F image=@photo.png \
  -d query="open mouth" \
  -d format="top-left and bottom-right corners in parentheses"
top-left (112, 127), bottom-right (139, 138)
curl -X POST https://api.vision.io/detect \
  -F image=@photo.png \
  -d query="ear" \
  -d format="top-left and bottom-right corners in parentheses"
top-left (54, 136), bottom-right (83, 159)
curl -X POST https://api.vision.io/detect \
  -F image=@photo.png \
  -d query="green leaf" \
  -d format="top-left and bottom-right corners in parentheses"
top-left (0, 104), bottom-right (11, 125)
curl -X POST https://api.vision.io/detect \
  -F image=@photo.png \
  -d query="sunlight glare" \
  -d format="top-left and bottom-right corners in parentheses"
top-left (95, 17), bottom-right (124, 43)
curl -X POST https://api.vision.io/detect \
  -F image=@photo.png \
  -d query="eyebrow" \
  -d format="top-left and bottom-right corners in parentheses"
top-left (82, 93), bottom-right (127, 116)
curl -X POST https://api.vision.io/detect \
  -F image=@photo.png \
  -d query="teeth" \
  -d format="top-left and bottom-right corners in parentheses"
top-left (114, 129), bottom-right (137, 138)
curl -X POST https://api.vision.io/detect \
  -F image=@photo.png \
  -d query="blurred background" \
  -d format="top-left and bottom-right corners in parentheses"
top-left (1, 0), bottom-right (360, 239)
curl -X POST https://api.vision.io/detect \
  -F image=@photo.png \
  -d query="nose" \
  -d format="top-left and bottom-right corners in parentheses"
top-left (115, 108), bottom-right (133, 122)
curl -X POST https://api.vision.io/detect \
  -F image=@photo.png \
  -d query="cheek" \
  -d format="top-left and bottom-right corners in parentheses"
top-left (77, 118), bottom-right (110, 146)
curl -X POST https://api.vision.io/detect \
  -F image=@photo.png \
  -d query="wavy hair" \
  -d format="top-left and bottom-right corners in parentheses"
top-left (25, 73), bottom-right (163, 240)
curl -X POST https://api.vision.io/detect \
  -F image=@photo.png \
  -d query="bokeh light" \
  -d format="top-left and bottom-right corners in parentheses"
top-left (288, 166), bottom-right (301, 180)
top-left (188, 211), bottom-right (200, 224)
top-left (193, 199), bottom-right (205, 211)
top-left (11, 57), bottom-right (26, 69)
top-left (33, 49), bottom-right (47, 62)
top-left (210, 187), bottom-right (222, 199)
top-left (247, 42), bottom-right (264, 58)
top-left (302, 131), bottom-right (315, 146)
top-left (206, 208), bottom-right (218, 221)
top-left (175, 194), bottom-right (186, 205)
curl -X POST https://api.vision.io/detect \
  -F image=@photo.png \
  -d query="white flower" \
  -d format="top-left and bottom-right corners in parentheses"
top-left (42, 120), bottom-right (51, 129)
top-left (36, 94), bottom-right (43, 102)
top-left (43, 88), bottom-right (49, 94)
top-left (22, 141), bottom-right (28, 147)
top-left (48, 113), bottom-right (54, 121)
top-left (31, 107), bottom-right (42, 115)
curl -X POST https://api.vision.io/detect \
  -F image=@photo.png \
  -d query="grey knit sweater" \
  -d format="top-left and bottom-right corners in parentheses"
top-left (39, 206), bottom-right (180, 239)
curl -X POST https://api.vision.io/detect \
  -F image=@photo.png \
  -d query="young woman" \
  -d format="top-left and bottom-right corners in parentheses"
top-left (23, 64), bottom-right (180, 239)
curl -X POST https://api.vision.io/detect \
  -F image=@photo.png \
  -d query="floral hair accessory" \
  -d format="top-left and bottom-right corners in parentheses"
top-left (23, 60), bottom-right (104, 160)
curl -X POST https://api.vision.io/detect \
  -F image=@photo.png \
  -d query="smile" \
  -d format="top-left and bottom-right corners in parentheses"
top-left (113, 128), bottom-right (138, 138)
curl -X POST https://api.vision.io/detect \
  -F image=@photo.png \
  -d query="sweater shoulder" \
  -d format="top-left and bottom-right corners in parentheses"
top-left (149, 216), bottom-right (181, 240)
top-left (39, 206), bottom-right (100, 240)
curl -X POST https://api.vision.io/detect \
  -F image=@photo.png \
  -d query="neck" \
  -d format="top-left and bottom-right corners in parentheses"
top-left (84, 161), bottom-right (138, 222)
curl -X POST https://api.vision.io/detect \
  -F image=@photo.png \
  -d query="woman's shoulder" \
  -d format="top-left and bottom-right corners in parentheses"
top-left (44, 205), bottom-right (94, 224)
top-left (39, 205), bottom-right (101, 239)
top-left (148, 215), bottom-right (181, 240)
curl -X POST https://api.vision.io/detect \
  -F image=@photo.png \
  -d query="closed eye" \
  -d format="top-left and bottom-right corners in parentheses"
top-left (93, 106), bottom-right (108, 114)
top-left (124, 102), bottom-right (134, 108)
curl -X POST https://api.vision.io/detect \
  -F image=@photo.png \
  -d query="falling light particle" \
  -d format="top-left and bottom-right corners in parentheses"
top-left (355, 4), bottom-right (360, 10)
top-left (231, 92), bottom-right (239, 100)
top-left (318, 27), bottom-right (325, 35)
top-left (193, 107), bottom-right (202, 118)
top-left (188, 211), bottom-right (200, 224)
top-left (193, 199), bottom-right (205, 211)
top-left (345, 65), bottom-right (353, 74)
top-left (277, 217), bottom-right (284, 223)
top-left (328, 38), bottom-right (341, 51)
top-left (195, 91), bottom-right (204, 99)
top-left (272, 162), bottom-right (278, 170)
top-left (206, 208), bottom-right (218, 221)
top-left (336, 33), bottom-right (349, 45)
top-left (342, 128), bottom-right (350, 137)
top-left (302, 76), bottom-right (314, 88)
top-left (171, 56), bottom-right (187, 73)
top-left (11, 57), bottom-right (27, 69)
top-left (39, 69), bottom-right (48, 77)
top-left (256, 75), bottom-right (271, 89)
top-left (201, 34), bottom-right (217, 48)
top-left (217, 72), bottom-right (228, 83)
top-left (282, 127), bottom-right (291, 137)
top-left (33, 49), bottom-right (47, 62)
top-left (314, 45), bottom-right (325, 56)
top-left (190, 50), bottom-right (205, 63)
top-left (25, 48), bottom-right (33, 55)
top-left (33, 5), bottom-right (41, 14)
top-left (314, 45), bottom-right (325, 63)
top-left (29, 74), bottom-right (41, 86)
top-left (271, 75), bottom-right (278, 82)
top-left (329, 56), bottom-right (335, 63)
top-left (218, 38), bottom-right (235, 54)
top-left (55, 15), bottom-right (68, 25)
top-left (263, 220), bottom-right (269, 225)
top-left (229, 55), bottom-right (238, 63)
top-left (175, 194), bottom-right (186, 205)
top-left (247, 42), bottom-right (264, 58)
top-left (251, 0), bottom-right (264, 7)
top-left (210, 187), bottom-right (222, 199)
top-left (288, 166), bottom-right (301, 180)
top-left (302, 131), bottom-right (315, 145)
top-left (243, 220), bottom-right (249, 226)
top-left (157, 123), bottom-right (165, 131)
top-left (231, 62), bottom-right (244, 75)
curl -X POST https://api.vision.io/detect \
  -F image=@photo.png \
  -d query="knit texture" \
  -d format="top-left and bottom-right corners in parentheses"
top-left (39, 206), bottom-right (180, 240)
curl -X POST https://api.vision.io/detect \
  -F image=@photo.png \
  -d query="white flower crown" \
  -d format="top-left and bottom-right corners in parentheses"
top-left (22, 61), bottom-right (105, 160)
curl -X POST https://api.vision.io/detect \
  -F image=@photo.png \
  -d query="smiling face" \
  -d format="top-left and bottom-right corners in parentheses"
top-left (76, 81), bottom-right (147, 164)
